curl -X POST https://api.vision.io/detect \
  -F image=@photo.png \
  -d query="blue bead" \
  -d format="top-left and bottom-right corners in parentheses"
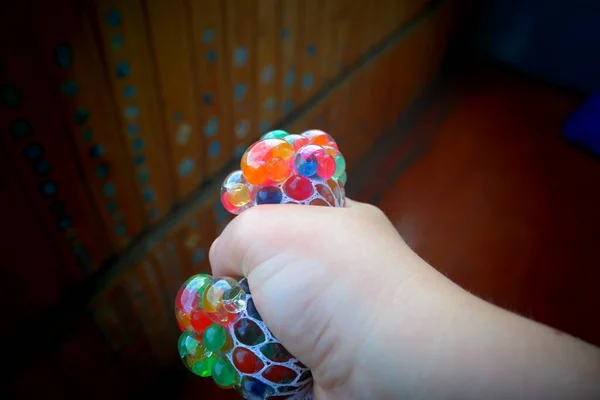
top-left (193, 247), bottom-right (205, 265)
top-left (302, 73), bottom-right (314, 91)
top-left (234, 46), bottom-right (248, 67)
top-left (259, 120), bottom-right (270, 133)
top-left (261, 64), bottom-right (275, 84)
top-left (284, 68), bottom-right (295, 87)
top-left (246, 298), bottom-right (262, 321)
top-left (40, 181), bottom-right (57, 197)
top-left (239, 278), bottom-right (250, 293)
top-left (55, 44), bottom-right (72, 68)
top-left (111, 34), bottom-right (124, 50)
top-left (106, 201), bottom-right (118, 213)
top-left (96, 163), bottom-right (110, 178)
top-left (283, 99), bottom-right (293, 113)
top-left (256, 187), bottom-right (283, 205)
top-left (206, 49), bottom-right (217, 62)
top-left (178, 158), bottom-right (194, 176)
top-left (58, 216), bottom-right (72, 229)
top-left (202, 92), bottom-right (213, 104)
top-left (234, 83), bottom-right (247, 102)
top-left (142, 188), bottom-right (155, 202)
top-left (213, 200), bottom-right (227, 223)
top-left (295, 153), bottom-right (318, 177)
top-left (115, 225), bottom-right (126, 235)
top-left (132, 137), bottom-right (144, 150)
top-left (204, 116), bottom-right (218, 137)
top-left (234, 144), bottom-right (246, 158)
top-left (307, 43), bottom-right (317, 57)
top-left (61, 80), bottom-right (78, 97)
top-left (123, 85), bottom-right (136, 98)
top-left (74, 107), bottom-right (90, 125)
top-left (173, 111), bottom-right (183, 122)
top-left (202, 29), bottom-right (214, 43)
top-left (116, 61), bottom-right (131, 78)
top-left (35, 160), bottom-right (51, 175)
top-left (240, 377), bottom-right (274, 399)
top-left (89, 144), bottom-right (106, 158)
top-left (208, 140), bottom-right (221, 158)
top-left (127, 124), bottom-right (139, 136)
top-left (124, 105), bottom-right (139, 119)
top-left (106, 9), bottom-right (121, 27)
top-left (137, 169), bottom-right (149, 185)
top-left (82, 129), bottom-right (93, 142)
top-left (24, 143), bottom-right (43, 160)
top-left (133, 154), bottom-right (146, 165)
top-left (103, 182), bottom-right (117, 198)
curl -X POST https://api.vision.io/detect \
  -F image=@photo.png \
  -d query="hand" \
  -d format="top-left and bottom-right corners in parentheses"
top-left (210, 199), bottom-right (600, 399)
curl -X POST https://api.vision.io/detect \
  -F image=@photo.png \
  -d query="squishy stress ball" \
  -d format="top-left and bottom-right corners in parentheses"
top-left (175, 129), bottom-right (347, 399)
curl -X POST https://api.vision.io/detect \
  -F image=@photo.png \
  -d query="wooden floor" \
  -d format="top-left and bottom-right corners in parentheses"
top-left (179, 68), bottom-right (600, 398)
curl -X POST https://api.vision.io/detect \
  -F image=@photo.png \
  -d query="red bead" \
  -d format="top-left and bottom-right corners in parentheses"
top-left (283, 175), bottom-right (314, 201)
top-left (283, 134), bottom-right (309, 151)
top-left (190, 310), bottom-right (212, 333)
top-left (232, 347), bottom-right (264, 374)
top-left (315, 150), bottom-right (336, 180)
top-left (262, 365), bottom-right (297, 384)
top-left (221, 191), bottom-right (240, 214)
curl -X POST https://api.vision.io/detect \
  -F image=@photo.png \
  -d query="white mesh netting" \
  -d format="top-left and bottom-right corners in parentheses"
top-left (227, 279), bottom-right (313, 400)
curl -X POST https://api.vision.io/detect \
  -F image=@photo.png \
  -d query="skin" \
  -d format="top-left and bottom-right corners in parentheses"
top-left (210, 199), bottom-right (600, 399)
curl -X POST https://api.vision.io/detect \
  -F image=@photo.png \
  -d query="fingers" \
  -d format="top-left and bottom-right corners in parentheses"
top-left (209, 204), bottom-right (351, 279)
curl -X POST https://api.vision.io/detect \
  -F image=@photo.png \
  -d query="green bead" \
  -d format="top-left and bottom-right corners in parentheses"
top-left (212, 358), bottom-right (238, 387)
top-left (192, 356), bottom-right (216, 377)
top-left (178, 331), bottom-right (198, 357)
top-left (334, 155), bottom-right (346, 178)
top-left (339, 171), bottom-right (347, 186)
top-left (185, 274), bottom-right (212, 299)
top-left (261, 129), bottom-right (289, 140)
top-left (203, 323), bottom-right (227, 351)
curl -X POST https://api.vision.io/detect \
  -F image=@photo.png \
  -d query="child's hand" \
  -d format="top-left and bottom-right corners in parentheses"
top-left (210, 199), bottom-right (600, 399)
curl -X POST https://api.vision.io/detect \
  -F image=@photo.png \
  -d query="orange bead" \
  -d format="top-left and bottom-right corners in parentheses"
top-left (302, 130), bottom-right (338, 149)
top-left (265, 157), bottom-right (291, 182)
top-left (176, 310), bottom-right (192, 331)
top-left (310, 198), bottom-right (329, 206)
top-left (241, 139), bottom-right (293, 185)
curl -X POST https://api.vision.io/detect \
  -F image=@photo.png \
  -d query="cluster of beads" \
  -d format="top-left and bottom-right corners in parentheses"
top-left (177, 130), bottom-right (347, 399)
top-left (176, 275), bottom-right (312, 399)
top-left (221, 130), bottom-right (347, 214)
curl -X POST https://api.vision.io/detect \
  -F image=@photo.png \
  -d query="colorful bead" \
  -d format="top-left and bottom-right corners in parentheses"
top-left (261, 129), bottom-right (289, 140)
top-left (221, 171), bottom-right (254, 215)
top-left (238, 377), bottom-right (275, 399)
top-left (233, 347), bottom-right (264, 373)
top-left (233, 318), bottom-right (266, 346)
top-left (262, 365), bottom-right (297, 385)
top-left (241, 139), bottom-right (294, 185)
top-left (203, 323), bottom-right (227, 352)
top-left (301, 129), bottom-right (338, 150)
top-left (283, 134), bottom-right (309, 151)
top-left (179, 131), bottom-right (347, 398)
top-left (256, 186), bottom-right (283, 205)
top-left (203, 277), bottom-right (246, 323)
top-left (283, 175), bottom-right (314, 200)
top-left (294, 145), bottom-right (319, 177)
top-left (176, 276), bottom-right (313, 398)
top-left (212, 358), bottom-right (238, 387)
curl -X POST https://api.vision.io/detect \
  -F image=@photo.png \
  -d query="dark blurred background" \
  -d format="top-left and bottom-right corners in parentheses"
top-left (1, 0), bottom-right (599, 398)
